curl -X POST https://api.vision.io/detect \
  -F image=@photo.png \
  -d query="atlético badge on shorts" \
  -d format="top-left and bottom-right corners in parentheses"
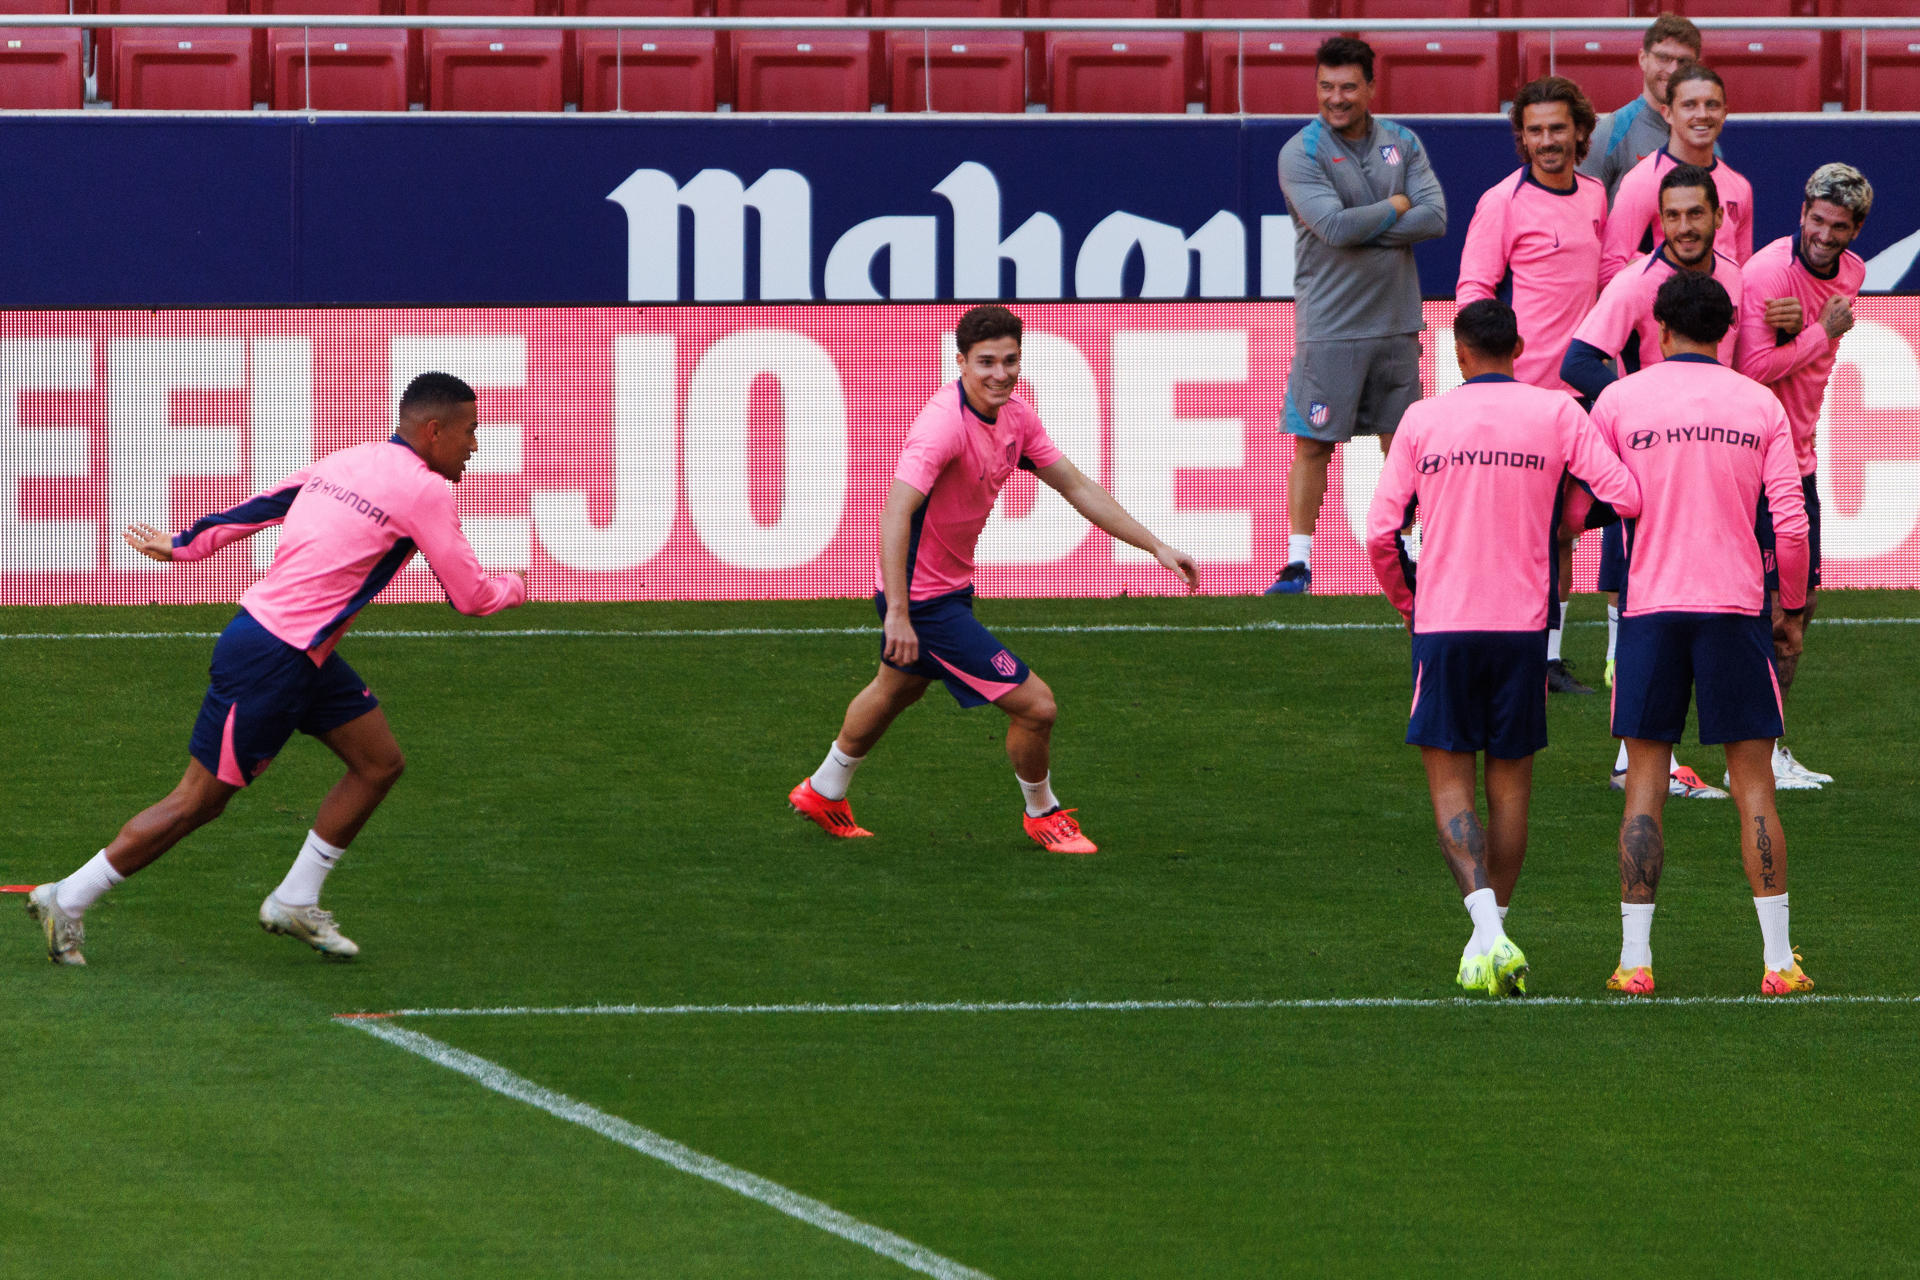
top-left (1309, 401), bottom-right (1331, 427)
top-left (991, 650), bottom-right (1018, 678)
top-left (1380, 144), bottom-right (1401, 165)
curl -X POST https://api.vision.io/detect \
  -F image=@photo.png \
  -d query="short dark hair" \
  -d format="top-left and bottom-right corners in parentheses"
top-left (1510, 76), bottom-right (1597, 166)
top-left (1315, 36), bottom-right (1374, 83)
top-left (1659, 163), bottom-right (1720, 212)
top-left (1453, 299), bottom-right (1520, 359)
top-left (1643, 11), bottom-right (1702, 56)
top-left (1663, 59), bottom-right (1724, 106)
top-left (1652, 270), bottom-right (1735, 346)
top-left (954, 304), bottom-right (1021, 354)
top-left (398, 371), bottom-right (476, 417)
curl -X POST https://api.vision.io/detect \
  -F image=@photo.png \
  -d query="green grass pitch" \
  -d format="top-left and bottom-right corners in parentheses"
top-left (5, 591), bottom-right (1918, 1277)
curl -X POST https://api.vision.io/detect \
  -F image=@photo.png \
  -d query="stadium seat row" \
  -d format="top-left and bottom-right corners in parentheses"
top-left (13, 1), bottom-right (1920, 15)
top-left (8, 24), bottom-right (1920, 112)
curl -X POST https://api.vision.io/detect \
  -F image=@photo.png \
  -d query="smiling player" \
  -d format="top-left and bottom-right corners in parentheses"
top-left (788, 304), bottom-right (1198, 855)
top-left (23, 373), bottom-right (527, 966)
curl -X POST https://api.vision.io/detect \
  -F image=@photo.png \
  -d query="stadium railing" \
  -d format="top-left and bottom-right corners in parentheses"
top-left (2, 12), bottom-right (1919, 113)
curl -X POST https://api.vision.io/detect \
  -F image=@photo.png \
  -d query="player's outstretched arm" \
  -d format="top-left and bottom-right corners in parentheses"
top-left (122, 523), bottom-right (175, 563)
top-left (878, 479), bottom-right (928, 665)
top-left (1032, 458), bottom-right (1199, 591)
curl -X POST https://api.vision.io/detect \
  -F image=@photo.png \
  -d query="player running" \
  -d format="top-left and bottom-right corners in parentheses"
top-left (1456, 74), bottom-right (1609, 695)
top-left (1734, 163), bottom-right (1873, 791)
top-left (1366, 300), bottom-right (1641, 997)
top-left (1563, 163), bottom-right (1743, 801)
top-left (789, 305), bottom-right (1198, 855)
top-left (1587, 271), bottom-right (1812, 996)
top-left (1599, 62), bottom-right (1753, 287)
top-left (23, 373), bottom-right (527, 966)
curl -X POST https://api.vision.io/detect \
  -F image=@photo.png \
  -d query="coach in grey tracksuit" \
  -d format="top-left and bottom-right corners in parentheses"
top-left (1578, 11), bottom-right (1702, 199)
top-left (1268, 35), bottom-right (1445, 594)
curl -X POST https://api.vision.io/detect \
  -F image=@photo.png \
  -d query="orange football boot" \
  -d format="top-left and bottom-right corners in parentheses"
top-left (1023, 807), bottom-right (1097, 855)
top-left (1606, 965), bottom-right (1656, 995)
top-left (788, 779), bottom-right (873, 838)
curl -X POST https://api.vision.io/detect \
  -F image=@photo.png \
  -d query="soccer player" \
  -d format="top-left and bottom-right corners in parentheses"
top-left (1579, 11), bottom-right (1703, 199)
top-left (1735, 163), bottom-right (1873, 791)
top-left (1588, 271), bottom-right (1812, 996)
top-left (1268, 35), bottom-right (1447, 595)
top-left (1367, 300), bottom-right (1641, 996)
top-left (788, 304), bottom-right (1198, 855)
top-left (1599, 62), bottom-right (1753, 287)
top-left (1456, 75), bottom-right (1609, 694)
top-left (1563, 164), bottom-right (1744, 802)
top-left (23, 373), bottom-right (527, 966)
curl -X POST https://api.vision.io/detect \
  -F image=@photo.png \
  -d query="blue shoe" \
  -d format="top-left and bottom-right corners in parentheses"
top-left (1263, 562), bottom-right (1310, 595)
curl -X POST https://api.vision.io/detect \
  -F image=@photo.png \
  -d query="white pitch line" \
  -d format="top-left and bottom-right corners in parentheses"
top-left (341, 1018), bottom-right (995, 1280)
top-left (4, 615), bottom-right (1917, 642)
top-left (351, 993), bottom-right (1920, 1018)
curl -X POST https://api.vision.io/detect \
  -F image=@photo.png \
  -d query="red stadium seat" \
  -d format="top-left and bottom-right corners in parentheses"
top-left (869, 0), bottom-right (1016, 104)
top-left (405, 0), bottom-right (535, 109)
top-left (1025, 0), bottom-right (1159, 103)
top-left (0, 0), bottom-right (80, 12)
top-left (1517, 30), bottom-right (1646, 109)
top-left (733, 27), bottom-right (868, 110)
top-left (1336, 0), bottom-right (1482, 16)
top-left (714, 0), bottom-right (854, 11)
top-left (1496, 1), bottom-right (1637, 14)
top-left (0, 26), bottom-right (84, 107)
top-left (96, 0), bottom-right (230, 104)
top-left (251, 0), bottom-right (383, 107)
top-left (1656, 0), bottom-right (1804, 14)
top-left (578, 27), bottom-right (716, 109)
top-left (115, 25), bottom-right (252, 107)
top-left (269, 27), bottom-right (405, 108)
top-left (1700, 29), bottom-right (1823, 112)
top-left (558, 0), bottom-right (696, 108)
top-left (1202, 31), bottom-right (1320, 114)
top-left (1822, 0), bottom-right (1920, 13)
top-left (1180, 0), bottom-right (1316, 103)
top-left (886, 28), bottom-right (1023, 111)
top-left (1361, 29), bottom-right (1500, 114)
top-left (424, 27), bottom-right (563, 109)
top-left (1046, 30), bottom-right (1186, 113)
top-left (1844, 31), bottom-right (1920, 111)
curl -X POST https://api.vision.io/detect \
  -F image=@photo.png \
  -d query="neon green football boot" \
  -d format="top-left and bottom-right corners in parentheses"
top-left (1487, 934), bottom-right (1529, 997)
top-left (1457, 950), bottom-right (1496, 995)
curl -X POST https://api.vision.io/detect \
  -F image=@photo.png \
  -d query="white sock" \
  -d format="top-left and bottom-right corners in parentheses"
top-left (1547, 624), bottom-right (1564, 661)
top-left (1755, 893), bottom-right (1793, 972)
top-left (1620, 902), bottom-right (1656, 969)
top-left (1606, 604), bottom-right (1620, 662)
top-left (809, 743), bottom-right (864, 802)
top-left (1287, 533), bottom-right (1312, 567)
top-left (1018, 772), bottom-right (1060, 818)
top-left (1498, 905), bottom-right (1509, 922)
top-left (55, 850), bottom-right (123, 918)
top-left (1614, 739), bottom-right (1629, 772)
top-left (273, 829), bottom-right (346, 907)
top-left (1463, 887), bottom-right (1503, 955)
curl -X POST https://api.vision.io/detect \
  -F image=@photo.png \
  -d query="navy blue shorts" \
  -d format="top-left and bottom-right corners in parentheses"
top-left (876, 588), bottom-right (1030, 709)
top-left (1598, 521), bottom-right (1628, 594)
top-left (1611, 611), bottom-right (1782, 745)
top-left (1758, 473), bottom-right (1821, 593)
top-left (1407, 630), bottom-right (1549, 759)
top-left (188, 610), bottom-right (380, 786)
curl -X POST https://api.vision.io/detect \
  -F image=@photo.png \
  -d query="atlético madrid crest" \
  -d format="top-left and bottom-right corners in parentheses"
top-left (991, 650), bottom-right (1018, 678)
top-left (1309, 401), bottom-right (1331, 427)
top-left (1380, 144), bottom-right (1402, 165)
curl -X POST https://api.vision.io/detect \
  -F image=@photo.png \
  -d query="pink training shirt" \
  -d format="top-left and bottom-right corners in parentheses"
top-left (1589, 355), bottom-right (1808, 615)
top-left (1456, 168), bottom-right (1609, 393)
top-left (1367, 375), bottom-right (1642, 632)
top-left (1734, 234), bottom-right (1866, 478)
top-left (882, 380), bottom-right (1065, 602)
top-left (172, 435), bottom-right (527, 659)
top-left (1571, 246), bottom-right (1745, 372)
top-left (1599, 148), bottom-right (1754, 287)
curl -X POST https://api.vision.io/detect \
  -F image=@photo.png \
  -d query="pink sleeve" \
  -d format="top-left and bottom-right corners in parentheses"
top-left (1733, 195), bottom-right (1754, 265)
top-left (1454, 187), bottom-right (1507, 303)
top-left (170, 465), bottom-right (314, 563)
top-left (1562, 402), bottom-right (1641, 519)
top-left (1599, 168), bottom-right (1654, 287)
top-left (1365, 424), bottom-right (1420, 622)
top-left (893, 417), bottom-right (959, 495)
top-left (1761, 406), bottom-right (1811, 611)
top-left (1020, 407), bottom-right (1065, 470)
top-left (1735, 261), bottom-right (1828, 385)
top-left (1571, 271), bottom-right (1639, 358)
top-left (406, 476), bottom-right (528, 616)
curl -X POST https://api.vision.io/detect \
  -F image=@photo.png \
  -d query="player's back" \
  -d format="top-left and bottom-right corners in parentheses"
top-left (244, 438), bottom-right (441, 650)
top-left (1377, 377), bottom-right (1591, 633)
top-left (1591, 356), bottom-right (1794, 616)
